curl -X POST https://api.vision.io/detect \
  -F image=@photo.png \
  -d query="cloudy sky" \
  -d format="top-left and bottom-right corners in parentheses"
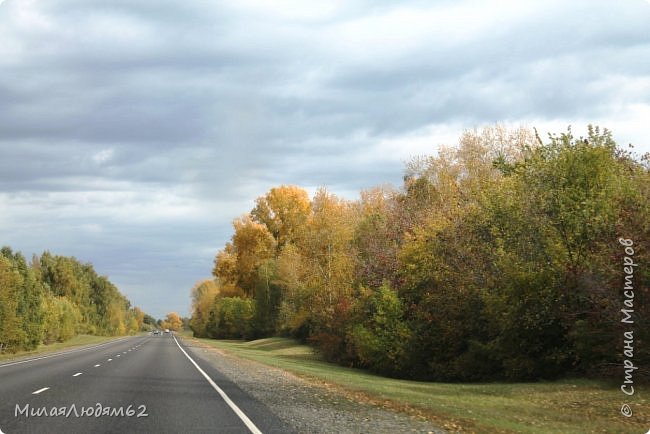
top-left (1, 0), bottom-right (649, 319)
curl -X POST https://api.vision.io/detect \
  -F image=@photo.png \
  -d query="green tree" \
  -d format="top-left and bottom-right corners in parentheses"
top-left (348, 284), bottom-right (410, 376)
top-left (206, 297), bottom-right (254, 339)
top-left (250, 259), bottom-right (283, 337)
top-left (482, 126), bottom-right (645, 376)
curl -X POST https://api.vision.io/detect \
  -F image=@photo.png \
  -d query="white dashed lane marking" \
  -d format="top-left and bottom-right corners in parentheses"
top-left (26, 338), bottom-right (152, 399)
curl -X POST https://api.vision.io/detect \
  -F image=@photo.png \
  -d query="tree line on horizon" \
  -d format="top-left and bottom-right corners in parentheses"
top-left (190, 125), bottom-right (649, 381)
top-left (0, 248), bottom-right (152, 353)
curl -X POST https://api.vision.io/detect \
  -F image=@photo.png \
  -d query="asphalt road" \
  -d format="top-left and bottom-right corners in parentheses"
top-left (0, 334), bottom-right (293, 433)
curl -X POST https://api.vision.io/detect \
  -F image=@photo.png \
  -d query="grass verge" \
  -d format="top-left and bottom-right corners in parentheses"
top-left (188, 336), bottom-right (649, 434)
top-left (0, 334), bottom-right (128, 363)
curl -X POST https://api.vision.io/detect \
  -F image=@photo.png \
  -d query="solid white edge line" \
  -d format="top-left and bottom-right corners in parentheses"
top-left (32, 387), bottom-right (49, 395)
top-left (172, 335), bottom-right (262, 434)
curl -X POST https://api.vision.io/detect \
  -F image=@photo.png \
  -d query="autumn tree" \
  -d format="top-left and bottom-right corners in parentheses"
top-left (251, 185), bottom-right (311, 250)
top-left (297, 188), bottom-right (357, 359)
top-left (130, 307), bottom-right (146, 332)
top-left (213, 216), bottom-right (276, 295)
top-left (353, 186), bottom-right (403, 289)
top-left (42, 294), bottom-right (82, 343)
top-left (190, 279), bottom-right (221, 337)
top-left (212, 243), bottom-right (238, 287)
top-left (0, 248), bottom-right (45, 350)
top-left (162, 312), bottom-right (183, 331)
top-left (274, 242), bottom-right (311, 337)
top-left (194, 125), bottom-right (649, 381)
top-left (394, 126), bottom-right (532, 379)
top-left (0, 255), bottom-right (26, 352)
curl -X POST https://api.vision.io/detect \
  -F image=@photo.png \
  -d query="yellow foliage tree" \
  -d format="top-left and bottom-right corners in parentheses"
top-left (212, 243), bottom-right (238, 286)
top-left (189, 279), bottom-right (220, 337)
top-left (231, 215), bottom-right (276, 294)
top-left (131, 307), bottom-right (145, 331)
top-left (163, 312), bottom-right (182, 331)
top-left (251, 185), bottom-right (311, 249)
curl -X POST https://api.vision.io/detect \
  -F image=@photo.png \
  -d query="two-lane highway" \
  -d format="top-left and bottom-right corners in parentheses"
top-left (0, 334), bottom-right (292, 433)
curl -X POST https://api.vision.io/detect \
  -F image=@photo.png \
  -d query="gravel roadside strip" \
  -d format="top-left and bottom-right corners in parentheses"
top-left (181, 337), bottom-right (446, 434)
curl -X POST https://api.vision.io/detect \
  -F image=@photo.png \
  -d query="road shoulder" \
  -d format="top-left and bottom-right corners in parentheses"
top-left (179, 336), bottom-right (444, 434)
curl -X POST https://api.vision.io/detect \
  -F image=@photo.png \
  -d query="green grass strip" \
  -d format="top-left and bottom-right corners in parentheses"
top-left (189, 336), bottom-right (649, 433)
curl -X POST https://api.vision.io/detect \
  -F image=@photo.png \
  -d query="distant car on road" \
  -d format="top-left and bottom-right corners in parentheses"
top-left (164, 329), bottom-right (170, 334)
top-left (152, 330), bottom-right (160, 335)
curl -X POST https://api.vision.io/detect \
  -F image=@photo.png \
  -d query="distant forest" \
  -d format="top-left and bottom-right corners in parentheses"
top-left (191, 125), bottom-right (649, 381)
top-left (0, 248), bottom-right (151, 353)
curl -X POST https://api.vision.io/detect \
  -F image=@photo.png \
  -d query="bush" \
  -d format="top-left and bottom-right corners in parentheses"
top-left (207, 297), bottom-right (254, 339)
top-left (308, 297), bottom-right (355, 364)
top-left (347, 284), bottom-right (410, 376)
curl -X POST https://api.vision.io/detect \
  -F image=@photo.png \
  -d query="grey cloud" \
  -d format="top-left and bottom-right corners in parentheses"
top-left (1, 0), bottom-right (648, 318)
